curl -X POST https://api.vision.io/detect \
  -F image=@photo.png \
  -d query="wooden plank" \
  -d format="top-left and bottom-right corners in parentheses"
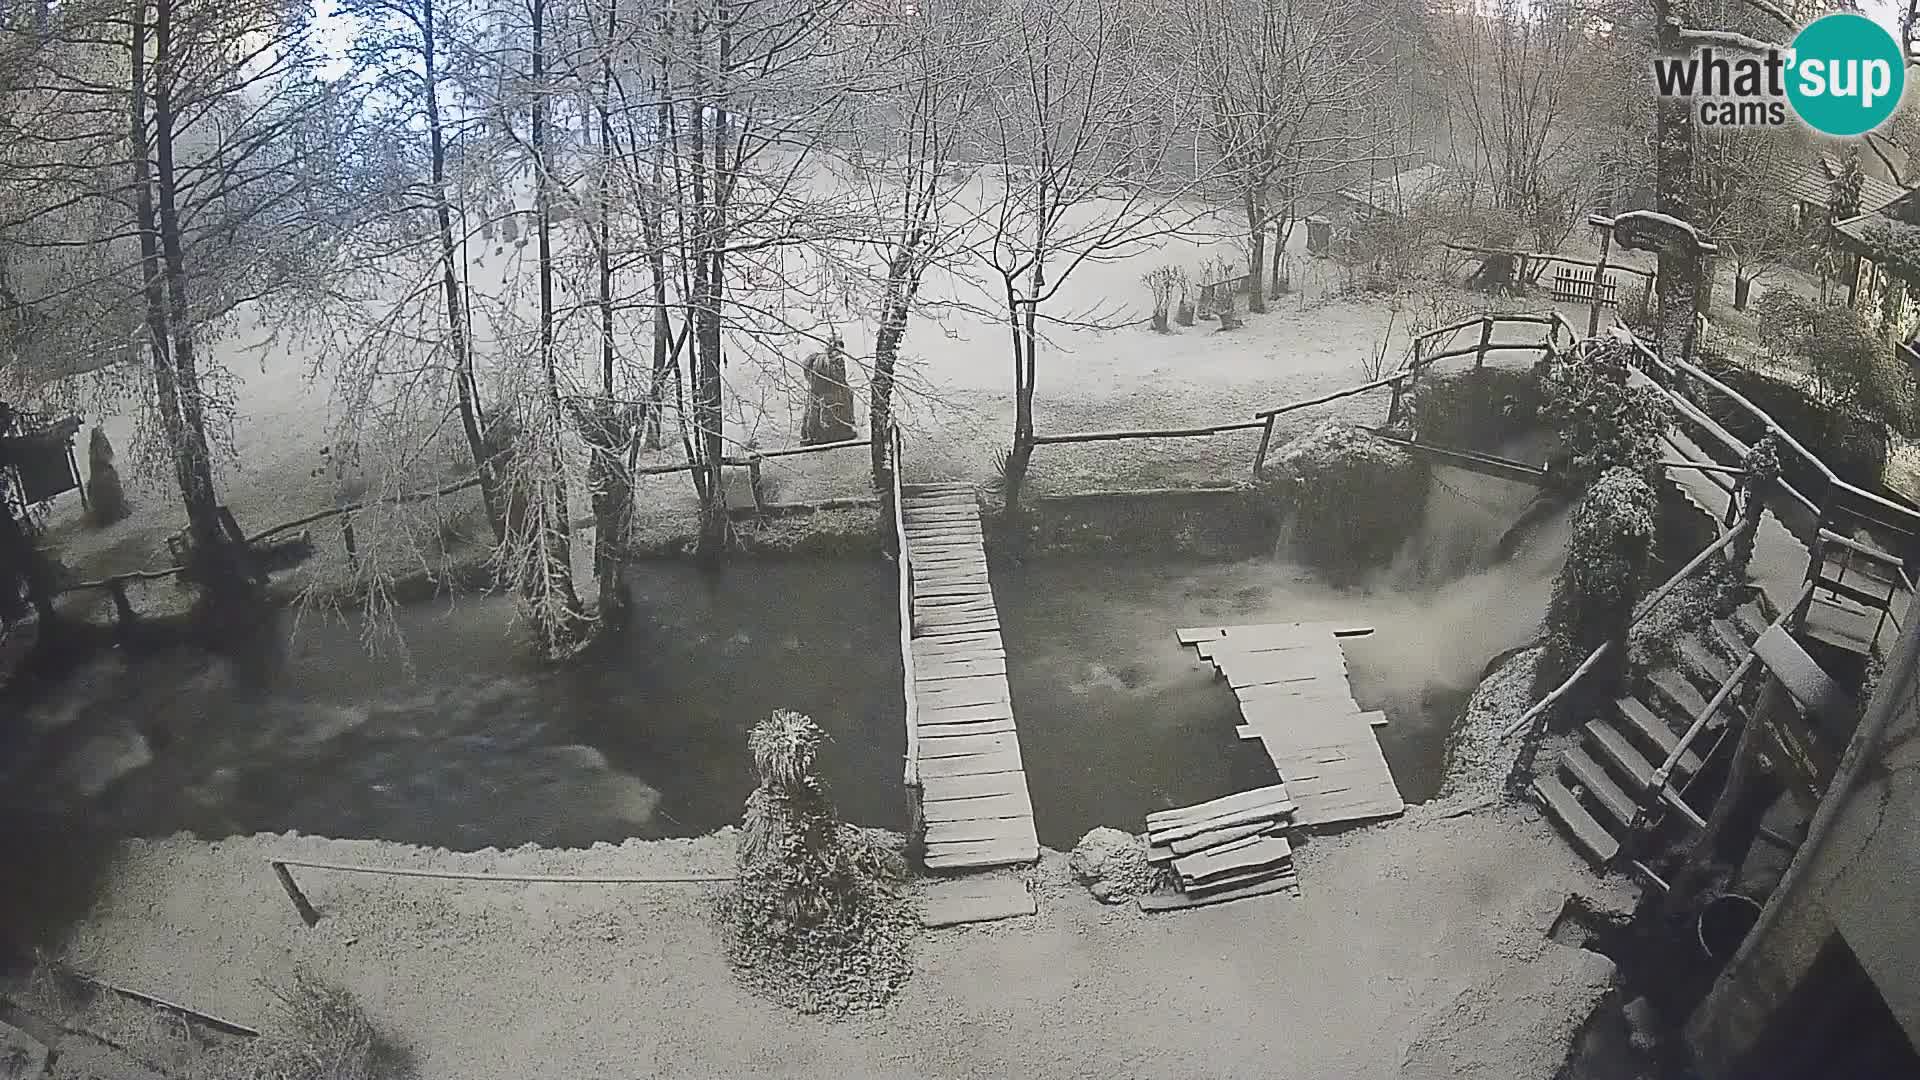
top-left (916, 649), bottom-right (1006, 668)
top-left (1138, 875), bottom-right (1297, 912)
top-left (916, 605), bottom-right (1000, 626)
top-left (909, 543), bottom-right (985, 556)
top-left (1223, 657), bottom-right (1347, 689)
top-left (916, 595), bottom-right (997, 612)
top-left (1168, 821), bottom-right (1274, 856)
top-left (1147, 803), bottom-right (1293, 845)
top-left (1173, 834), bottom-right (1293, 883)
top-left (1184, 864), bottom-right (1299, 897)
top-left (1146, 783), bottom-right (1294, 828)
top-left (923, 839), bottom-right (1039, 870)
top-left (916, 674), bottom-right (1009, 700)
top-left (919, 878), bottom-right (1034, 927)
top-left (918, 717), bottom-right (1018, 739)
top-left (911, 576), bottom-right (990, 592)
top-left (906, 564), bottom-right (983, 580)
top-left (915, 630), bottom-right (1002, 651)
top-left (918, 731), bottom-right (1019, 759)
top-left (920, 770), bottom-right (1027, 802)
top-left (1233, 683), bottom-right (1359, 706)
top-left (921, 790), bottom-right (1033, 823)
top-left (918, 700), bottom-right (1014, 725)
top-left (914, 616), bottom-right (1001, 636)
top-left (909, 554), bottom-right (986, 569)
top-left (1754, 624), bottom-right (1857, 724)
top-left (913, 583), bottom-right (991, 601)
top-left (915, 656), bottom-right (1007, 680)
top-left (1534, 774), bottom-right (1620, 866)
top-left (916, 748), bottom-right (1024, 778)
top-left (925, 815), bottom-right (1034, 844)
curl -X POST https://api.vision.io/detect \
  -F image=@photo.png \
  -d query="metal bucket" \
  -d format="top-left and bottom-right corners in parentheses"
top-left (1697, 893), bottom-right (1763, 962)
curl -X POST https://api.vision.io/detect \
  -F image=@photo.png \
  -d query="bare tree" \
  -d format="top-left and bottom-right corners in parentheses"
top-left (0, 0), bottom-right (333, 615)
top-left (978, 0), bottom-right (1210, 511)
top-left (1187, 0), bottom-right (1386, 311)
top-left (855, 0), bottom-right (988, 489)
top-left (1429, 0), bottom-right (1588, 251)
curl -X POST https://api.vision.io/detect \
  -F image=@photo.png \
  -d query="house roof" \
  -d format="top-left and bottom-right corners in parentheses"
top-left (1783, 154), bottom-right (1904, 215)
top-left (1335, 164), bottom-right (1455, 215)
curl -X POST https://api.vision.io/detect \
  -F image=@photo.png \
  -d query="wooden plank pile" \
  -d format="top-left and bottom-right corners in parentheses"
top-left (1138, 784), bottom-right (1299, 911)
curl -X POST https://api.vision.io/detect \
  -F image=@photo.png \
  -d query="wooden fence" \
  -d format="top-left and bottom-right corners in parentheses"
top-left (44, 434), bottom-right (878, 628)
top-left (1024, 312), bottom-right (1577, 482)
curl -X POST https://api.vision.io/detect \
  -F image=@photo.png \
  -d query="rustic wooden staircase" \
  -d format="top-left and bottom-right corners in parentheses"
top-left (1532, 607), bottom-right (1766, 867)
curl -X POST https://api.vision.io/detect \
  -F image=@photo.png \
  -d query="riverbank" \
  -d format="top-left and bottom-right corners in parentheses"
top-left (31, 802), bottom-right (1630, 1080)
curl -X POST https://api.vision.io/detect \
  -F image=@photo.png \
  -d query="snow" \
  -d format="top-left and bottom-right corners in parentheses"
top-left (42, 807), bottom-right (1632, 1080)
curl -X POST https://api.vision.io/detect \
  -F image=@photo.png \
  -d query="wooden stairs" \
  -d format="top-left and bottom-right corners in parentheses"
top-left (1532, 604), bottom-right (1766, 868)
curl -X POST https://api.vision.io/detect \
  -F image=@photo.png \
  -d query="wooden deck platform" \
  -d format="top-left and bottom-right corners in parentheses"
top-left (1182, 623), bottom-right (1406, 828)
top-left (903, 483), bottom-right (1039, 872)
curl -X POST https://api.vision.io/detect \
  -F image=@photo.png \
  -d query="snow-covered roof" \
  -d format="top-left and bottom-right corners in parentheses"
top-left (1782, 154), bottom-right (1904, 216)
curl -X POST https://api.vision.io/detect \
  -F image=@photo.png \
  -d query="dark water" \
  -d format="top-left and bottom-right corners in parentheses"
top-left (9, 466), bottom-right (1568, 852)
top-left (8, 562), bottom-right (903, 850)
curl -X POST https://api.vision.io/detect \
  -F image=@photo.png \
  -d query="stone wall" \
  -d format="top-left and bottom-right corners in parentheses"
top-left (995, 486), bottom-right (1275, 560)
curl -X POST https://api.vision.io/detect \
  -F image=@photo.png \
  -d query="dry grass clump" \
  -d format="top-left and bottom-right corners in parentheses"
top-left (724, 709), bottom-right (915, 1017)
top-left (194, 970), bottom-right (411, 1080)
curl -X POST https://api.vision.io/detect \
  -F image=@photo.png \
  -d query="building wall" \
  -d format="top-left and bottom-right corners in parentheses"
top-left (1685, 614), bottom-right (1920, 1076)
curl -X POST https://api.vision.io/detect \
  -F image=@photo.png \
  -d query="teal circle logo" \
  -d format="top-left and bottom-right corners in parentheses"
top-left (1787, 13), bottom-right (1905, 137)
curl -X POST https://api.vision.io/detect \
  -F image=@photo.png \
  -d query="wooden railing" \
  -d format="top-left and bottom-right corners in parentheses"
top-left (1020, 313), bottom-right (1575, 484)
top-left (1500, 518), bottom-right (1758, 745)
top-left (1248, 312), bottom-right (1574, 474)
top-left (1616, 325), bottom-right (1917, 654)
top-left (888, 421), bottom-right (918, 792)
top-left (1629, 582), bottom-right (1816, 833)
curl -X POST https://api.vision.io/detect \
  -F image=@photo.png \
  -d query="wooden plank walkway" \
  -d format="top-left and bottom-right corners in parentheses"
top-left (903, 483), bottom-right (1039, 872)
top-left (1184, 623), bottom-right (1405, 828)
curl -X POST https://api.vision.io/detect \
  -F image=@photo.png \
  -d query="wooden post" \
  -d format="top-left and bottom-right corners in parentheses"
top-left (341, 514), bottom-right (358, 569)
top-left (69, 442), bottom-right (89, 511)
top-left (271, 861), bottom-right (321, 927)
top-left (108, 579), bottom-right (134, 628)
top-left (1589, 224), bottom-right (1613, 339)
top-left (1252, 414), bottom-right (1278, 476)
top-left (748, 458), bottom-right (767, 517)
top-left (1475, 318), bottom-right (1494, 436)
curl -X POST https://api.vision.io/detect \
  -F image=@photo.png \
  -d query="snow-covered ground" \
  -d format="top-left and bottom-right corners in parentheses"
top-left (37, 803), bottom-right (1631, 1080)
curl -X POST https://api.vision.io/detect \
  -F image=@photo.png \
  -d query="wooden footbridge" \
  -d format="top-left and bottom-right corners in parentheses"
top-left (893, 480), bottom-right (1039, 872)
